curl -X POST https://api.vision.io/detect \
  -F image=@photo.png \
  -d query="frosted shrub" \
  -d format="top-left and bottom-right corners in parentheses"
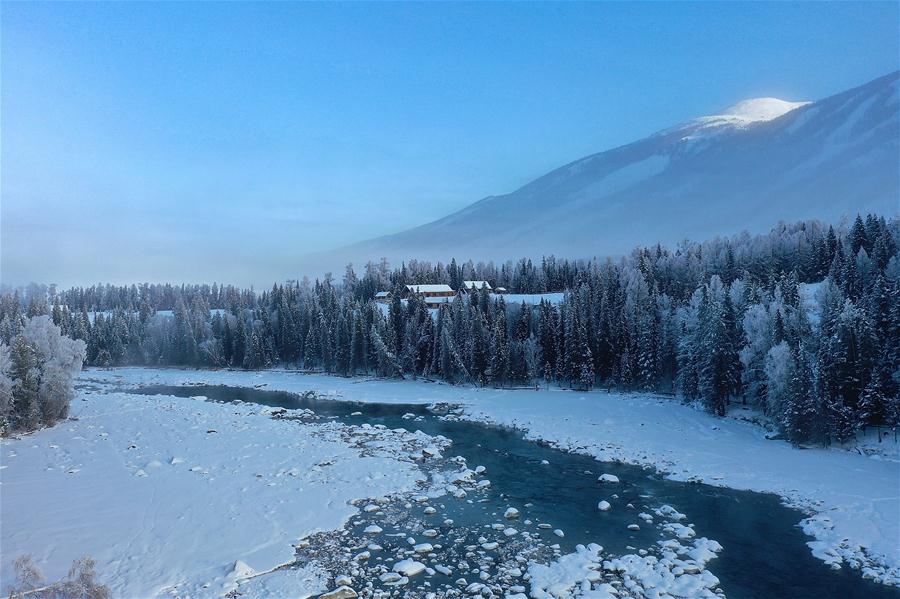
top-left (6, 555), bottom-right (110, 599)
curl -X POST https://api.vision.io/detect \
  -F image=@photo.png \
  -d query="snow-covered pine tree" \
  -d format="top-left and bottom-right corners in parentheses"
top-left (782, 347), bottom-right (818, 445)
top-left (369, 323), bottom-right (403, 379)
top-left (823, 392), bottom-right (856, 446)
top-left (0, 344), bottom-right (11, 434)
top-left (8, 334), bottom-right (40, 431)
top-left (698, 276), bottom-right (738, 416)
top-left (489, 311), bottom-right (508, 387)
top-left (857, 366), bottom-right (889, 429)
top-left (677, 287), bottom-right (703, 401)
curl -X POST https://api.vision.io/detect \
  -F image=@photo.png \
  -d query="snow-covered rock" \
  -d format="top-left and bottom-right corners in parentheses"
top-left (413, 543), bottom-right (433, 554)
top-left (392, 559), bottom-right (426, 577)
top-left (319, 587), bottom-right (357, 599)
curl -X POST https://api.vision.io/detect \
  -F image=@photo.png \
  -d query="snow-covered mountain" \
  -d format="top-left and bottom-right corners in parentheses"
top-left (327, 72), bottom-right (899, 268)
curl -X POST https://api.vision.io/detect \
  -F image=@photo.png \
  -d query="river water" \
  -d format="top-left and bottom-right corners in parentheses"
top-left (132, 384), bottom-right (899, 599)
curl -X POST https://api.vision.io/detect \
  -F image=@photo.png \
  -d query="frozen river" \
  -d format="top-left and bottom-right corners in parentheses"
top-left (135, 384), bottom-right (900, 599)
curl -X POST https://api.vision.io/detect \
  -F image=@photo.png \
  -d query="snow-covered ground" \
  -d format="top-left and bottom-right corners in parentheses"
top-left (74, 367), bottom-right (900, 587)
top-left (3, 367), bottom-right (897, 595)
top-left (0, 380), bottom-right (434, 597)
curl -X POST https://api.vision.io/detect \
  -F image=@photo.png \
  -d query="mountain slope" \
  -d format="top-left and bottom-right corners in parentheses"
top-left (332, 72), bottom-right (899, 268)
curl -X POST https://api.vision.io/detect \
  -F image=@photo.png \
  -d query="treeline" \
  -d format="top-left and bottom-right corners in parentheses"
top-left (1, 214), bottom-right (897, 445)
top-left (12, 253), bottom-right (597, 315)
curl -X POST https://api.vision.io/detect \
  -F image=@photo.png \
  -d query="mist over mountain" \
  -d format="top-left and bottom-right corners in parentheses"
top-left (317, 71), bottom-right (898, 272)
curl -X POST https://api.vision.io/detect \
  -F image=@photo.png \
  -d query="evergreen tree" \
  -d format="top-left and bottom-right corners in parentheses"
top-left (783, 348), bottom-right (818, 445)
top-left (677, 289), bottom-right (703, 401)
top-left (489, 315), bottom-right (508, 386)
top-left (698, 277), bottom-right (738, 416)
top-left (823, 392), bottom-right (856, 446)
top-left (849, 214), bottom-right (869, 256)
top-left (370, 324), bottom-right (403, 379)
top-left (857, 367), bottom-right (888, 429)
top-left (350, 312), bottom-right (367, 374)
top-left (334, 308), bottom-right (351, 376)
top-left (9, 335), bottom-right (40, 431)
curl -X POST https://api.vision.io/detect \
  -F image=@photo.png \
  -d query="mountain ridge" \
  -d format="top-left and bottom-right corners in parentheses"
top-left (314, 71), bottom-right (899, 271)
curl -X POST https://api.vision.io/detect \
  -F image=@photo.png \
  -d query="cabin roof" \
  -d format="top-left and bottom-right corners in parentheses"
top-left (405, 284), bottom-right (454, 294)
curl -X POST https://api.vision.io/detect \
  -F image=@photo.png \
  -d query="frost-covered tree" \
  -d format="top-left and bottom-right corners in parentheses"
top-left (698, 277), bottom-right (739, 415)
top-left (370, 324), bottom-right (403, 379)
top-left (740, 302), bottom-right (777, 405)
top-left (3, 316), bottom-right (86, 433)
top-left (764, 341), bottom-right (795, 424)
top-left (819, 299), bottom-right (878, 412)
top-left (676, 288), bottom-right (703, 401)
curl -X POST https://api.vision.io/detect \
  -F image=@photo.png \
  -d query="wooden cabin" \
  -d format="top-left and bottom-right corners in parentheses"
top-left (404, 284), bottom-right (455, 308)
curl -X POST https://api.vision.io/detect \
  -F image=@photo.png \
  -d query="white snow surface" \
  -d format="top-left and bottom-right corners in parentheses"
top-left (229, 562), bottom-right (327, 599)
top-left (717, 97), bottom-right (810, 123)
top-left (0, 381), bottom-right (425, 597)
top-left (74, 367), bottom-right (900, 586)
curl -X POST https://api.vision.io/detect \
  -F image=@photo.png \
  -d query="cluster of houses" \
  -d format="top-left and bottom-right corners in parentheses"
top-left (375, 281), bottom-right (507, 309)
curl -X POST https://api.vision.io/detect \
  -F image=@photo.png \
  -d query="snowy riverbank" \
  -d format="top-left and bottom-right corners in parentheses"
top-left (80, 367), bottom-right (900, 588)
top-left (0, 378), bottom-right (433, 597)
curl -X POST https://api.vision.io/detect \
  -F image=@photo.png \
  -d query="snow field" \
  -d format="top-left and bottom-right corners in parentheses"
top-left (0, 386), bottom-right (434, 597)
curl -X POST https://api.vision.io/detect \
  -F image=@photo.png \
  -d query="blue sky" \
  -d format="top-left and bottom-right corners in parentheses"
top-left (2, 1), bottom-right (898, 287)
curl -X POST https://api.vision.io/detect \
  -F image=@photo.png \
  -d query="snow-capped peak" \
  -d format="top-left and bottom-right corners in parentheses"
top-left (718, 97), bottom-right (810, 122)
top-left (678, 97), bottom-right (811, 138)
